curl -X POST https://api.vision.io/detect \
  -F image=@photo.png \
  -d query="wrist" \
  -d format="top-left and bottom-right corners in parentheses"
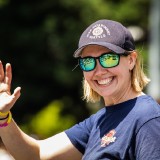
top-left (0, 111), bottom-right (9, 117)
top-left (0, 111), bottom-right (12, 127)
top-left (0, 113), bottom-right (9, 120)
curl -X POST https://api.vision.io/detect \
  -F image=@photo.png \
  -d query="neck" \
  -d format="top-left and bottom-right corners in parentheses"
top-left (104, 89), bottom-right (144, 106)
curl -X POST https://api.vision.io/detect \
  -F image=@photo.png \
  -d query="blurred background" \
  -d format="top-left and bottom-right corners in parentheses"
top-left (0, 0), bottom-right (159, 145)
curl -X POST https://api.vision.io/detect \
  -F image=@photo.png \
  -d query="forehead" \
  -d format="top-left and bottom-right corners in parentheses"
top-left (81, 45), bottom-right (111, 57)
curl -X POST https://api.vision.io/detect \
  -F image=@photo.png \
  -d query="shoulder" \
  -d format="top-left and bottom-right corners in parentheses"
top-left (132, 95), bottom-right (160, 132)
top-left (65, 107), bottom-right (106, 135)
top-left (133, 95), bottom-right (160, 116)
top-left (64, 107), bottom-right (106, 154)
top-left (135, 117), bottom-right (160, 159)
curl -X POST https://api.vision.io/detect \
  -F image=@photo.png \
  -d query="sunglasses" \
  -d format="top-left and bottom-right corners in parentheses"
top-left (78, 52), bottom-right (124, 72)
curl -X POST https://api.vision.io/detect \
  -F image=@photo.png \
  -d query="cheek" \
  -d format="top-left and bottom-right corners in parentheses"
top-left (118, 66), bottom-right (131, 82)
top-left (83, 72), bottom-right (95, 87)
top-left (83, 72), bottom-right (92, 81)
top-left (118, 58), bottom-right (130, 73)
top-left (114, 63), bottom-right (130, 80)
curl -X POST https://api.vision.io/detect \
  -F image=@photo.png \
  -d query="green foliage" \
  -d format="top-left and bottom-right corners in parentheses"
top-left (21, 100), bottom-right (76, 138)
top-left (0, 0), bottom-right (9, 7)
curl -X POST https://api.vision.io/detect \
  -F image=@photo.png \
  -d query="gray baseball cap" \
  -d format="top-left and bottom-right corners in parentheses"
top-left (74, 19), bottom-right (135, 57)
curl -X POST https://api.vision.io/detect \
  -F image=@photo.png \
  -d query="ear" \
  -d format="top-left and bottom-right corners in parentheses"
top-left (128, 51), bottom-right (137, 70)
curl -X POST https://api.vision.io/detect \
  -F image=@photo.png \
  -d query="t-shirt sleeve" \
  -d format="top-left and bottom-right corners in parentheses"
top-left (135, 117), bottom-right (160, 160)
top-left (65, 114), bottom-right (95, 154)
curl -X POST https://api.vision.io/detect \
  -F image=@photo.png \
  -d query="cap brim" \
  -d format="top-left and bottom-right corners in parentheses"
top-left (73, 42), bottom-right (125, 57)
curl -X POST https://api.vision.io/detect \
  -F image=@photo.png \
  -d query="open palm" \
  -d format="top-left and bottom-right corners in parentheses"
top-left (0, 61), bottom-right (21, 112)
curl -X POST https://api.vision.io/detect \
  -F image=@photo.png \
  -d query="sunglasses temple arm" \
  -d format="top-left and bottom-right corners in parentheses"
top-left (72, 64), bottom-right (79, 71)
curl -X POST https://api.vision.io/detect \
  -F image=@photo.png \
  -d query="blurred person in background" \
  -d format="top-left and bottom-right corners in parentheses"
top-left (0, 19), bottom-right (160, 160)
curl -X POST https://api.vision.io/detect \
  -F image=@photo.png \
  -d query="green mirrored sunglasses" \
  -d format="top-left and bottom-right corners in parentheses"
top-left (78, 52), bottom-right (122, 72)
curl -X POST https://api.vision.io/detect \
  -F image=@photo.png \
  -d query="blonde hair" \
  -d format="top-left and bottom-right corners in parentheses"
top-left (82, 51), bottom-right (150, 103)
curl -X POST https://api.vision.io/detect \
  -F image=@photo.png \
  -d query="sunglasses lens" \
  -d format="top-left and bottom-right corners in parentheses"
top-left (100, 54), bottom-right (119, 68)
top-left (79, 57), bottom-right (95, 71)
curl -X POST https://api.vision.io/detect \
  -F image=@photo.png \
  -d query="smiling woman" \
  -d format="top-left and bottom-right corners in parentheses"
top-left (0, 19), bottom-right (160, 160)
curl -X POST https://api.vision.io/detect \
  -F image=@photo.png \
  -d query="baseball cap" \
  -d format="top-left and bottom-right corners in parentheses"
top-left (74, 19), bottom-right (135, 57)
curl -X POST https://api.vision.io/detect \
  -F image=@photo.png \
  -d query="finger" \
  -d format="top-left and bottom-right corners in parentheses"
top-left (8, 87), bottom-right (21, 111)
top-left (0, 61), bottom-right (4, 82)
top-left (4, 63), bottom-right (12, 88)
top-left (13, 87), bottom-right (21, 98)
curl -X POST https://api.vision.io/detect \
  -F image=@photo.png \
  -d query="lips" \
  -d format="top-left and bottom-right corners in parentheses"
top-left (97, 77), bottom-right (113, 85)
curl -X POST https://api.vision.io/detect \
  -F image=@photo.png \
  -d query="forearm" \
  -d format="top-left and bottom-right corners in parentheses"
top-left (0, 119), bottom-right (40, 160)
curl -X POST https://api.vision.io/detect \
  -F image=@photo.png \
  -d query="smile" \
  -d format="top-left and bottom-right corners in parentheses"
top-left (97, 77), bottom-right (113, 85)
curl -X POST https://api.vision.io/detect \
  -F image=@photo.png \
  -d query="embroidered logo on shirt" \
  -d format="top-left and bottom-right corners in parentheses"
top-left (101, 129), bottom-right (116, 147)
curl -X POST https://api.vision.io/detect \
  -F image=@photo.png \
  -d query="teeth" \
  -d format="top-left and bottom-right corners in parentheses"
top-left (98, 77), bottom-right (113, 85)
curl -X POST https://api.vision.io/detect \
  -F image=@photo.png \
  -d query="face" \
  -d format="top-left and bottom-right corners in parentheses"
top-left (81, 45), bottom-right (137, 104)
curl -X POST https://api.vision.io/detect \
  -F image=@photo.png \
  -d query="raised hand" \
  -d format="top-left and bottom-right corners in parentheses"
top-left (0, 61), bottom-right (21, 113)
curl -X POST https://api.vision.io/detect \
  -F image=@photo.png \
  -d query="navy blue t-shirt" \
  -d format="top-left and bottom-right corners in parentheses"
top-left (65, 95), bottom-right (160, 160)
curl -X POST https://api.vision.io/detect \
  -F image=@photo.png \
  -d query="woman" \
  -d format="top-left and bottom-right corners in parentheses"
top-left (0, 19), bottom-right (160, 160)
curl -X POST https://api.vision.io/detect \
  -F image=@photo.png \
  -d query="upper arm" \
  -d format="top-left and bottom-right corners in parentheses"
top-left (38, 132), bottom-right (82, 160)
top-left (136, 117), bottom-right (160, 160)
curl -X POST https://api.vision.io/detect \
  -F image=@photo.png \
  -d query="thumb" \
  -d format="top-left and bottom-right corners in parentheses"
top-left (10, 87), bottom-right (21, 107)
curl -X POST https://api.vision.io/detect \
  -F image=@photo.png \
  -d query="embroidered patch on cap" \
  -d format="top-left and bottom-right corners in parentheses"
top-left (86, 24), bottom-right (110, 39)
top-left (101, 129), bottom-right (116, 147)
